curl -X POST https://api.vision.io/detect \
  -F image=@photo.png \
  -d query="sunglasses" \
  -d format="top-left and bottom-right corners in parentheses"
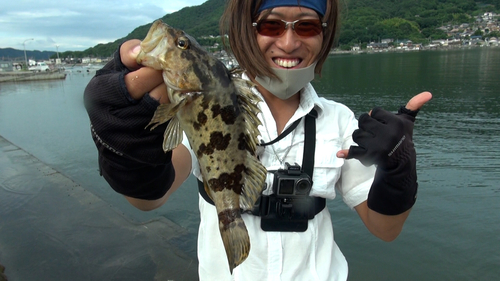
top-left (252, 19), bottom-right (327, 37)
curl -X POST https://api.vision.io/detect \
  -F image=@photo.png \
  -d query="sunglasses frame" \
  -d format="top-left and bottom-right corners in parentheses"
top-left (252, 19), bottom-right (327, 37)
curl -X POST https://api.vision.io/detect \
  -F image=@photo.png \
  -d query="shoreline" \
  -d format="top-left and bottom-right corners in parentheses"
top-left (329, 43), bottom-right (498, 55)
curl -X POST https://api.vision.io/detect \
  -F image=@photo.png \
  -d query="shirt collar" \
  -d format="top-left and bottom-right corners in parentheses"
top-left (298, 82), bottom-right (324, 118)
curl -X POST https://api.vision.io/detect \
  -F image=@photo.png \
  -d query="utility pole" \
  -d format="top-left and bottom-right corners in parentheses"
top-left (23, 38), bottom-right (34, 70)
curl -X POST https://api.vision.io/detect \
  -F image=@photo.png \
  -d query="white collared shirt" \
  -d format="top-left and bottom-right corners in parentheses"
top-left (182, 83), bottom-right (375, 280)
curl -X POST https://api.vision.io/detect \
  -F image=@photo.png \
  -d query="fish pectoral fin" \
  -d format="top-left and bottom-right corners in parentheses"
top-left (162, 117), bottom-right (183, 152)
top-left (146, 103), bottom-right (178, 130)
top-left (146, 100), bottom-right (186, 152)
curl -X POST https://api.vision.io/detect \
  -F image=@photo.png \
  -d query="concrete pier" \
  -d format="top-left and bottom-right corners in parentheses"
top-left (0, 136), bottom-right (198, 281)
top-left (0, 71), bottom-right (67, 83)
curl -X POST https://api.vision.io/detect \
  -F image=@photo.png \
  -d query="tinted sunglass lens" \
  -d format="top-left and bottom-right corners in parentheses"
top-left (258, 20), bottom-right (286, 36)
top-left (295, 20), bottom-right (322, 36)
top-left (256, 20), bottom-right (323, 37)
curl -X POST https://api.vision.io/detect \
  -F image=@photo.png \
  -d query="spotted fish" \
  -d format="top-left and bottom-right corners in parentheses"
top-left (136, 20), bottom-right (267, 273)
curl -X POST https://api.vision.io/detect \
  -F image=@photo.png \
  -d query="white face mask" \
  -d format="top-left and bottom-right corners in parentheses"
top-left (255, 62), bottom-right (317, 100)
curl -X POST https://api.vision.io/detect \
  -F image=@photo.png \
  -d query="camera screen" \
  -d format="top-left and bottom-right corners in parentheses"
top-left (279, 179), bottom-right (295, 195)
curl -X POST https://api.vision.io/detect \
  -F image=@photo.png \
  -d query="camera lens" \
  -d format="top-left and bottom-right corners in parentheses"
top-left (295, 179), bottom-right (312, 195)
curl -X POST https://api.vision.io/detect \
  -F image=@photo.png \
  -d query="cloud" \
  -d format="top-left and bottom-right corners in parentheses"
top-left (0, 0), bottom-right (207, 52)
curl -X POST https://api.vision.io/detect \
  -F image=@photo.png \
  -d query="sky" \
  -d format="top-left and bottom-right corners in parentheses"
top-left (0, 0), bottom-right (207, 53)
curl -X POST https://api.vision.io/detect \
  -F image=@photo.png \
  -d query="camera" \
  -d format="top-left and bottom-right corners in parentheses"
top-left (259, 163), bottom-right (315, 232)
top-left (273, 162), bottom-right (312, 198)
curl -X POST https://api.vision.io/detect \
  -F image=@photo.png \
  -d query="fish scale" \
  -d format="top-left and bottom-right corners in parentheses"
top-left (136, 20), bottom-right (267, 273)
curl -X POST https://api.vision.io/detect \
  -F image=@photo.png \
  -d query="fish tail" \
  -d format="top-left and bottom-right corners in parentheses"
top-left (218, 210), bottom-right (250, 274)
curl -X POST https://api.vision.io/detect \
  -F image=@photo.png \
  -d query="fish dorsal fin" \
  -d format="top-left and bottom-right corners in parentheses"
top-left (231, 76), bottom-right (267, 210)
top-left (232, 78), bottom-right (262, 153)
top-left (240, 156), bottom-right (267, 210)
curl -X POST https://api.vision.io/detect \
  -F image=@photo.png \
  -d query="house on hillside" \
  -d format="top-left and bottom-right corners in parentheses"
top-left (394, 39), bottom-right (413, 48)
top-left (367, 42), bottom-right (389, 51)
top-left (487, 37), bottom-right (499, 46)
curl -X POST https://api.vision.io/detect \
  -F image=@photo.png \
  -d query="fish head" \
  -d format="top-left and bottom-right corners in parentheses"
top-left (136, 20), bottom-right (232, 101)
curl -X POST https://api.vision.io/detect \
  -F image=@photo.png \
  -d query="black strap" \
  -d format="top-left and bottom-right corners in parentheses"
top-left (198, 180), bottom-right (214, 205)
top-left (302, 109), bottom-right (318, 178)
top-left (259, 117), bottom-right (302, 146)
top-left (300, 109), bottom-right (326, 216)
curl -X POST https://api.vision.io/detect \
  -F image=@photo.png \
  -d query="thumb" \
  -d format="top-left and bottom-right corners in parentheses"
top-left (120, 39), bottom-right (143, 70)
top-left (405, 92), bottom-right (433, 111)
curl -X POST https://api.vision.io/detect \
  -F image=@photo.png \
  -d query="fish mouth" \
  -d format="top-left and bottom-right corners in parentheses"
top-left (166, 83), bottom-right (204, 100)
top-left (163, 69), bottom-right (205, 94)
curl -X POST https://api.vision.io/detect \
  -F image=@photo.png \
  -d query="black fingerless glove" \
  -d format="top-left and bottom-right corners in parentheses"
top-left (83, 49), bottom-right (175, 200)
top-left (347, 106), bottom-right (419, 215)
top-left (84, 50), bottom-right (170, 165)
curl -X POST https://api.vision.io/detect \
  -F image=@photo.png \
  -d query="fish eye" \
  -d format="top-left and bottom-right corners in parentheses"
top-left (177, 37), bottom-right (190, 50)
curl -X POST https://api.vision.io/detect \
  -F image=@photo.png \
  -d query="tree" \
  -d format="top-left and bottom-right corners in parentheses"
top-left (372, 18), bottom-right (423, 40)
top-left (473, 28), bottom-right (484, 36)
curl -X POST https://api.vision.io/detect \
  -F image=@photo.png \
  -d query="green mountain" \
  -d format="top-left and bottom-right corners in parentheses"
top-left (81, 0), bottom-right (498, 57)
top-left (0, 48), bottom-right (56, 61)
top-left (2, 0), bottom-right (498, 60)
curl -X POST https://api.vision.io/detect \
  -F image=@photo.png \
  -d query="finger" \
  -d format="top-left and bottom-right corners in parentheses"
top-left (405, 92), bottom-right (433, 111)
top-left (343, 145), bottom-right (367, 161)
top-left (352, 128), bottom-right (375, 143)
top-left (336, 149), bottom-right (349, 158)
top-left (125, 67), bottom-right (164, 100)
top-left (149, 83), bottom-right (170, 104)
top-left (357, 113), bottom-right (382, 134)
top-left (370, 107), bottom-right (393, 123)
top-left (120, 39), bottom-right (142, 70)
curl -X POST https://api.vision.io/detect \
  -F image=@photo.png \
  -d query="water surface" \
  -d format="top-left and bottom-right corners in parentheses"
top-left (1, 48), bottom-right (499, 280)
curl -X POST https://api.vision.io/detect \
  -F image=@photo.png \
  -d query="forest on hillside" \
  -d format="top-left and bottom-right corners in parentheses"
top-left (54, 0), bottom-right (499, 58)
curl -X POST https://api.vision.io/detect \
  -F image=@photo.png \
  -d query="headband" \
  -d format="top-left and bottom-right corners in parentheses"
top-left (257, 0), bottom-right (327, 16)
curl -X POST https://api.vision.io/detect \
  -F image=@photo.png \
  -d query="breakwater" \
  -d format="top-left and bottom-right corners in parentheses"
top-left (0, 71), bottom-right (66, 83)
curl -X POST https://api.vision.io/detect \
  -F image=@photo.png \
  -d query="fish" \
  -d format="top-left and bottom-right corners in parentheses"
top-left (136, 20), bottom-right (267, 273)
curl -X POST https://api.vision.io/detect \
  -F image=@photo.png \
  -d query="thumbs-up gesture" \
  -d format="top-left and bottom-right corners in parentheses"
top-left (338, 92), bottom-right (432, 215)
top-left (337, 92), bottom-right (432, 166)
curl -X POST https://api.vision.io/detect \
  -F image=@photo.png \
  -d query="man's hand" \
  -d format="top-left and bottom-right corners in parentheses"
top-left (120, 39), bottom-right (169, 104)
top-left (336, 92), bottom-right (432, 160)
top-left (338, 91), bottom-right (432, 215)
